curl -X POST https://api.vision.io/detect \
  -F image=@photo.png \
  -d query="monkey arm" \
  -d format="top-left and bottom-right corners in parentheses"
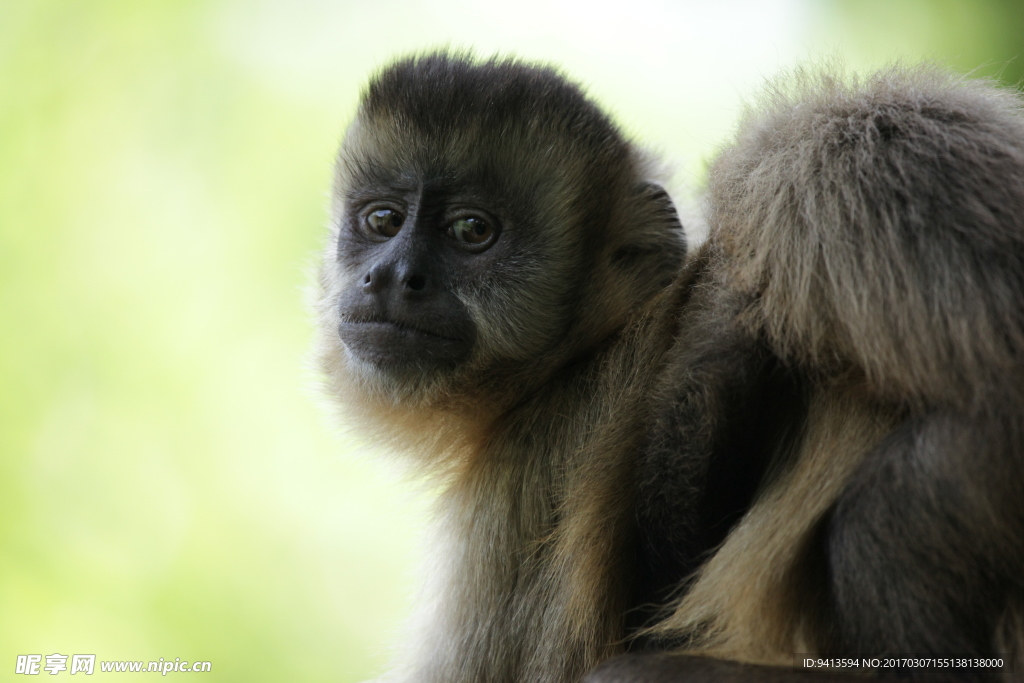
top-left (631, 262), bottom-right (809, 632)
top-left (825, 407), bottom-right (1024, 662)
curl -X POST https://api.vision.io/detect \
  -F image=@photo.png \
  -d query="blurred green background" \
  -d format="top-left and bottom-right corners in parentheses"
top-left (2, 1), bottom-right (1022, 680)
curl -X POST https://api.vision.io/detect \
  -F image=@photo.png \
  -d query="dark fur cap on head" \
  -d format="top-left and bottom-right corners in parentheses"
top-left (360, 51), bottom-right (628, 156)
top-left (337, 51), bottom-right (643, 254)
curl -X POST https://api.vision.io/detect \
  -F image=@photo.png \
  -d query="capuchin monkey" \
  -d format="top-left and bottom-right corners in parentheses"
top-left (316, 52), bottom-right (1024, 683)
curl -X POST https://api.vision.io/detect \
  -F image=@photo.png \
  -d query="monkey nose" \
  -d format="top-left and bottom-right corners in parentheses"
top-left (361, 262), bottom-right (430, 298)
top-left (404, 274), bottom-right (427, 292)
top-left (361, 265), bottom-right (389, 294)
top-left (394, 260), bottom-right (431, 297)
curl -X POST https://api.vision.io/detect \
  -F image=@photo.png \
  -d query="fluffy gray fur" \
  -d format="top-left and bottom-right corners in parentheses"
top-left (712, 65), bottom-right (1024, 408)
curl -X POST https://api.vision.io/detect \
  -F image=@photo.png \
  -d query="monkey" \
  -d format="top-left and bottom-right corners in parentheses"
top-left (316, 52), bottom-right (1024, 683)
top-left (587, 66), bottom-right (1024, 682)
top-left (601, 67), bottom-right (1024, 681)
top-left (316, 51), bottom-right (686, 683)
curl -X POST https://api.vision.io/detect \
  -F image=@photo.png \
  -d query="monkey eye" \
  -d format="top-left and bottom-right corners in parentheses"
top-left (449, 217), bottom-right (496, 250)
top-left (365, 208), bottom-right (404, 238)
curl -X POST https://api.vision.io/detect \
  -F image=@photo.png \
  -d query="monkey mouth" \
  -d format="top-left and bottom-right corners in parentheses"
top-left (340, 315), bottom-right (464, 341)
top-left (338, 316), bottom-right (473, 369)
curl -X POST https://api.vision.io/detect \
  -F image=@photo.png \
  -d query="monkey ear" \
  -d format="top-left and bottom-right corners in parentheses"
top-left (610, 181), bottom-right (687, 291)
top-left (638, 181), bottom-right (684, 236)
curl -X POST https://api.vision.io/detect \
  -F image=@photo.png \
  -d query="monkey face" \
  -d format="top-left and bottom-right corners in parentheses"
top-left (328, 137), bottom-right (585, 400)
top-left (319, 54), bottom-right (683, 407)
top-left (334, 177), bottom-right (494, 375)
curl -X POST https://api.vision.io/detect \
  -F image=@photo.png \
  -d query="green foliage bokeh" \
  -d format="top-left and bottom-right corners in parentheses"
top-left (1, 1), bottom-right (1021, 680)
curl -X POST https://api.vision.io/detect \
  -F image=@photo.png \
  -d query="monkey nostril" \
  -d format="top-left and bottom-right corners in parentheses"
top-left (405, 274), bottom-right (426, 291)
